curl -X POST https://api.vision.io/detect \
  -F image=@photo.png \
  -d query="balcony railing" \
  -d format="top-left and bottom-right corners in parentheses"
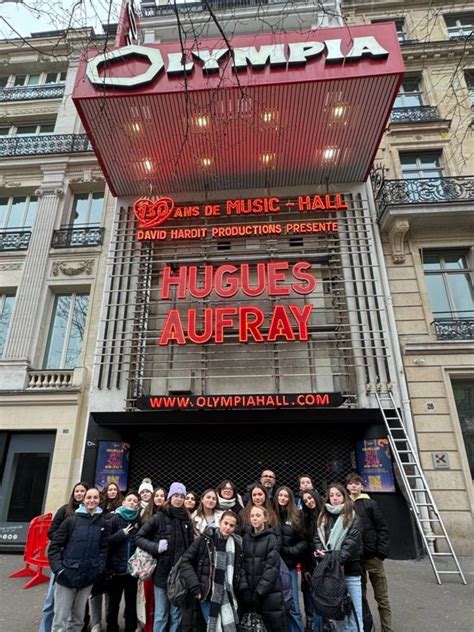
top-left (391, 106), bottom-right (442, 124)
top-left (27, 370), bottom-right (74, 389)
top-left (51, 225), bottom-right (104, 248)
top-left (0, 84), bottom-right (65, 102)
top-left (142, 0), bottom-right (308, 16)
top-left (375, 176), bottom-right (474, 217)
top-left (433, 317), bottom-right (474, 341)
top-left (0, 134), bottom-right (93, 158)
top-left (0, 229), bottom-right (31, 251)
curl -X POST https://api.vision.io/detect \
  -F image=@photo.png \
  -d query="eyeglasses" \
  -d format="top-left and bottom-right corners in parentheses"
top-left (223, 486), bottom-right (234, 491)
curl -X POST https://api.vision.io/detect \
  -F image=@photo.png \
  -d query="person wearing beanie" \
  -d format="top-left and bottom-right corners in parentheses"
top-left (139, 478), bottom-right (154, 514)
top-left (136, 481), bottom-right (193, 632)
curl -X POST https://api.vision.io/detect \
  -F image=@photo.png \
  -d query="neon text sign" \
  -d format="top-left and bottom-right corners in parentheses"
top-left (157, 261), bottom-right (316, 345)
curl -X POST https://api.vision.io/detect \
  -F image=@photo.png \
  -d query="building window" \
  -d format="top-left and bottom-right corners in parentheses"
top-left (13, 74), bottom-right (40, 87)
top-left (452, 380), bottom-right (474, 478)
top-left (0, 72), bottom-right (66, 89)
top-left (444, 14), bottom-right (474, 38)
top-left (400, 152), bottom-right (443, 179)
top-left (0, 294), bottom-right (15, 357)
top-left (70, 192), bottom-right (104, 226)
top-left (372, 18), bottom-right (407, 42)
top-left (465, 70), bottom-right (474, 104)
top-left (2, 122), bottom-right (56, 136)
top-left (422, 250), bottom-right (474, 320)
top-left (45, 71), bottom-right (67, 84)
top-left (0, 196), bottom-right (38, 229)
top-left (394, 78), bottom-right (423, 108)
top-left (44, 293), bottom-right (89, 369)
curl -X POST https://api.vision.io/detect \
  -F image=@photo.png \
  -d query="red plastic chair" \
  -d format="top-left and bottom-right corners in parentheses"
top-left (9, 512), bottom-right (53, 589)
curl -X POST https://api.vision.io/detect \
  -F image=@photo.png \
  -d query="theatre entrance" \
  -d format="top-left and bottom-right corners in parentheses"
top-left (85, 411), bottom-right (419, 559)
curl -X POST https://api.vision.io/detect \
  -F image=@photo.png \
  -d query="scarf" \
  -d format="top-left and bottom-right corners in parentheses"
top-left (317, 505), bottom-right (354, 552)
top-left (217, 494), bottom-right (243, 511)
top-left (165, 506), bottom-right (191, 564)
top-left (208, 533), bottom-right (239, 632)
top-left (117, 506), bottom-right (139, 521)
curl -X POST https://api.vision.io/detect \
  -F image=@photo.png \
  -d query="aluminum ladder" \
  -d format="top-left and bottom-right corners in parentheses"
top-left (375, 390), bottom-right (467, 585)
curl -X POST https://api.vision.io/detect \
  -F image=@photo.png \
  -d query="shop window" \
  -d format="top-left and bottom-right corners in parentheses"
top-left (70, 192), bottom-right (104, 226)
top-left (444, 14), bottom-right (474, 38)
top-left (400, 151), bottom-right (443, 180)
top-left (0, 294), bottom-right (15, 357)
top-left (44, 293), bottom-right (89, 369)
top-left (452, 380), bottom-right (474, 478)
top-left (372, 18), bottom-right (407, 42)
top-left (0, 195), bottom-right (38, 229)
top-left (465, 70), bottom-right (474, 104)
top-left (422, 250), bottom-right (474, 321)
top-left (394, 78), bottom-right (424, 108)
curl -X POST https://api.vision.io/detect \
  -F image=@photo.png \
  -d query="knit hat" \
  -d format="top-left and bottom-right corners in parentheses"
top-left (138, 479), bottom-right (154, 495)
top-left (167, 482), bottom-right (186, 499)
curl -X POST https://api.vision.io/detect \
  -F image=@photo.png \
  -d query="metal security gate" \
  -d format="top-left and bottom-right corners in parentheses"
top-left (129, 422), bottom-right (357, 495)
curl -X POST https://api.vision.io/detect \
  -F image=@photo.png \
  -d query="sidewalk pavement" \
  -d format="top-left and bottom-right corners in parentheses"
top-left (1, 554), bottom-right (473, 631)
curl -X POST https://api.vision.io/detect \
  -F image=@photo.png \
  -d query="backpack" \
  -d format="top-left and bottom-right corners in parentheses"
top-left (167, 557), bottom-right (188, 606)
top-left (311, 551), bottom-right (352, 621)
top-left (279, 557), bottom-right (293, 605)
top-left (128, 546), bottom-right (157, 581)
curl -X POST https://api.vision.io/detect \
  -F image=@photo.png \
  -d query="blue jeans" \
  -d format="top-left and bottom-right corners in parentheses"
top-left (200, 600), bottom-right (210, 622)
top-left (153, 585), bottom-right (182, 632)
top-left (334, 576), bottom-right (363, 632)
top-left (39, 572), bottom-right (55, 632)
top-left (287, 567), bottom-right (305, 632)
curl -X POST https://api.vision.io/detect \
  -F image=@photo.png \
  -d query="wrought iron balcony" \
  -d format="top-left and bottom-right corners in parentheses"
top-left (433, 317), bottom-right (474, 341)
top-left (391, 106), bottom-right (442, 124)
top-left (0, 229), bottom-right (31, 251)
top-left (143, 0), bottom-right (296, 16)
top-left (51, 224), bottom-right (104, 248)
top-left (0, 84), bottom-right (65, 102)
top-left (0, 134), bottom-right (93, 158)
top-left (374, 176), bottom-right (474, 217)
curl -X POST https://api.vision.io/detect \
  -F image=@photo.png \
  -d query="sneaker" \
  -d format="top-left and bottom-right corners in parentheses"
top-left (90, 625), bottom-right (101, 632)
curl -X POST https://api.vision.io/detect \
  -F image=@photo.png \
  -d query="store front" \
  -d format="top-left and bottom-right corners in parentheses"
top-left (73, 18), bottom-right (416, 556)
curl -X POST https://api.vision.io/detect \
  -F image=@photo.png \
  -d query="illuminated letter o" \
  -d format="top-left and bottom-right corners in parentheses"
top-left (86, 44), bottom-right (165, 89)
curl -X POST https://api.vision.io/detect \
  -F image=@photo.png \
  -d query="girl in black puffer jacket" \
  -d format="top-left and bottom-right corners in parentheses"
top-left (180, 510), bottom-right (243, 631)
top-left (106, 490), bottom-right (141, 632)
top-left (313, 483), bottom-right (363, 632)
top-left (135, 481), bottom-right (194, 632)
top-left (301, 490), bottom-right (324, 632)
top-left (274, 486), bottom-right (306, 632)
top-left (240, 506), bottom-right (288, 632)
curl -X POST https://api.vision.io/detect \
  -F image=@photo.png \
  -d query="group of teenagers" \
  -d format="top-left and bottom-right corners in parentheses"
top-left (39, 469), bottom-right (393, 632)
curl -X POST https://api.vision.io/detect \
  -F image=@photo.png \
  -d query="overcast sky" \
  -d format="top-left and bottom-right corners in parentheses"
top-left (0, 0), bottom-right (122, 39)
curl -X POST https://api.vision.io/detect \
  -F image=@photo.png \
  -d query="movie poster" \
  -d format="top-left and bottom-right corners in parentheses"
top-left (94, 441), bottom-right (130, 490)
top-left (356, 438), bottom-right (396, 492)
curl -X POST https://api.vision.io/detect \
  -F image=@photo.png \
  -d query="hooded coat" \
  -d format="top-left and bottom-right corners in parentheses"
top-left (313, 512), bottom-right (363, 576)
top-left (135, 505), bottom-right (193, 588)
top-left (240, 527), bottom-right (288, 632)
top-left (48, 506), bottom-right (108, 589)
top-left (180, 526), bottom-right (244, 600)
top-left (352, 493), bottom-right (390, 560)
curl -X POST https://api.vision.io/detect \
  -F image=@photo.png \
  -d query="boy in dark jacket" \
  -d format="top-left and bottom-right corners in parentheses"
top-left (106, 490), bottom-right (141, 632)
top-left (346, 473), bottom-right (393, 632)
top-left (48, 488), bottom-right (108, 632)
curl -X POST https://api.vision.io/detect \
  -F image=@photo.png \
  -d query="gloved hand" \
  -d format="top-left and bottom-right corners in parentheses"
top-left (158, 539), bottom-right (168, 553)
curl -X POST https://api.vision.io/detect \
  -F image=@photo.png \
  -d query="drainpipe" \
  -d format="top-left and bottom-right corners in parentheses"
top-left (365, 180), bottom-right (435, 551)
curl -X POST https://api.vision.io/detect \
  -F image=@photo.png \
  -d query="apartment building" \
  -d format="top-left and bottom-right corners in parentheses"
top-left (344, 0), bottom-right (473, 552)
top-left (0, 29), bottom-right (113, 547)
